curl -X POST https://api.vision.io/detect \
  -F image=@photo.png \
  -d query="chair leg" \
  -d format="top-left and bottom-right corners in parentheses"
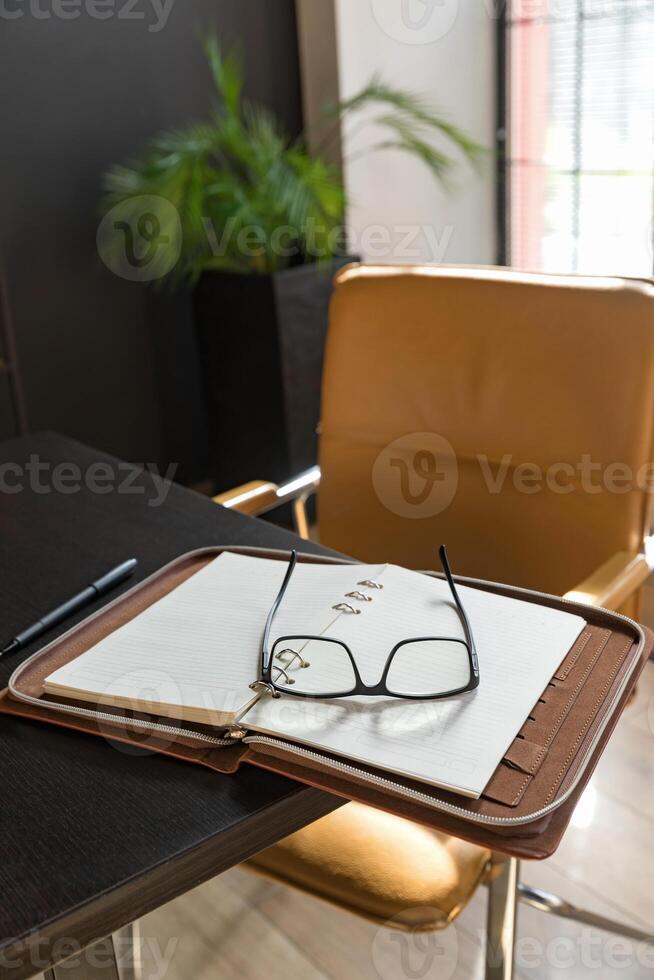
top-left (485, 855), bottom-right (520, 980)
top-left (42, 922), bottom-right (140, 980)
top-left (43, 937), bottom-right (119, 980)
top-left (518, 882), bottom-right (654, 944)
top-left (292, 493), bottom-right (311, 539)
top-left (114, 921), bottom-right (142, 980)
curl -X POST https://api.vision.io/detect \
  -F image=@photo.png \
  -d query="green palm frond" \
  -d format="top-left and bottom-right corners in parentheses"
top-left (100, 33), bottom-right (484, 282)
top-left (328, 75), bottom-right (486, 171)
top-left (370, 114), bottom-right (459, 185)
top-left (203, 33), bottom-right (242, 118)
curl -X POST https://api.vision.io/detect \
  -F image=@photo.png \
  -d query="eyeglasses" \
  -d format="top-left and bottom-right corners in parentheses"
top-left (252, 545), bottom-right (480, 701)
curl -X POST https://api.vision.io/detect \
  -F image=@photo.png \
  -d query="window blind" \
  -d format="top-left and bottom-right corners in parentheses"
top-left (506, 1), bottom-right (654, 274)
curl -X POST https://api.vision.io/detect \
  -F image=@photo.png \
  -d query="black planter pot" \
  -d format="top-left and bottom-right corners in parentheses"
top-left (193, 257), bottom-right (354, 492)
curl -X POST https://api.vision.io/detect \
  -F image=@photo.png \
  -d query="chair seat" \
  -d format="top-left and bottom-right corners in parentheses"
top-left (246, 801), bottom-right (491, 931)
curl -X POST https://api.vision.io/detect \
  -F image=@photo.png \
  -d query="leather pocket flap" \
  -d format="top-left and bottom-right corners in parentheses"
top-left (504, 738), bottom-right (548, 775)
top-left (482, 764), bottom-right (532, 807)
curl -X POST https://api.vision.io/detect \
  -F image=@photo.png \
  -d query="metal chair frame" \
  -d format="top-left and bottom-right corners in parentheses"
top-left (43, 469), bottom-right (650, 978)
top-left (40, 843), bottom-right (654, 980)
top-left (214, 466), bottom-right (654, 980)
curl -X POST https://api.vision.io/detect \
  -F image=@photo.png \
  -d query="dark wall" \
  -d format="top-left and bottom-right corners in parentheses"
top-left (0, 0), bottom-right (302, 476)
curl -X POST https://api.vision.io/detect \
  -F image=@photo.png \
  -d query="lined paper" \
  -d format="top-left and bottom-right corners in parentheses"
top-left (44, 553), bottom-right (386, 725)
top-left (45, 553), bottom-right (585, 796)
top-left (243, 565), bottom-right (586, 797)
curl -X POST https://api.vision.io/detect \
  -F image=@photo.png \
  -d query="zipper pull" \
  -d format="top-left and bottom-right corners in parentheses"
top-left (224, 725), bottom-right (248, 741)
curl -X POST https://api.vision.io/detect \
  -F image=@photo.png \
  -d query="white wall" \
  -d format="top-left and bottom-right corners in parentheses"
top-left (333, 0), bottom-right (497, 265)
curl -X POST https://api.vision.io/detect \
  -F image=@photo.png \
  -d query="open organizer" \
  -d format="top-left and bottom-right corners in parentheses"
top-left (1, 546), bottom-right (651, 859)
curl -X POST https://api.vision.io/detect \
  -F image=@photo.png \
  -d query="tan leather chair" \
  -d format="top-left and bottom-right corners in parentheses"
top-left (215, 265), bottom-right (654, 974)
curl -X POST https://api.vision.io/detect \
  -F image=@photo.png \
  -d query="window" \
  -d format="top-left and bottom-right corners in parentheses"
top-left (502, 1), bottom-right (654, 274)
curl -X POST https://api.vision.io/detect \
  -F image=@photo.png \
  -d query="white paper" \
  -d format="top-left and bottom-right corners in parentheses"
top-left (44, 553), bottom-right (386, 724)
top-left (243, 564), bottom-right (585, 797)
top-left (45, 553), bottom-right (585, 796)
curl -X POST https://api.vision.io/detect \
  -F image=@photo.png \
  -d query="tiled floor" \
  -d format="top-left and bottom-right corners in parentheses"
top-left (136, 644), bottom-right (654, 979)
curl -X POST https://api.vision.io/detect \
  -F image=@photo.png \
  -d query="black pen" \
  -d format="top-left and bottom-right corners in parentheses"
top-left (1, 558), bottom-right (138, 657)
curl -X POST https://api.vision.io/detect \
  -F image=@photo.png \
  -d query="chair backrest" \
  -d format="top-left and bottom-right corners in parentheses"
top-left (317, 264), bottom-right (654, 595)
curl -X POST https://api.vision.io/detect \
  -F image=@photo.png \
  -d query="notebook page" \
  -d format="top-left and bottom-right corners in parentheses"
top-left (243, 565), bottom-right (585, 797)
top-left (44, 553), bottom-right (387, 724)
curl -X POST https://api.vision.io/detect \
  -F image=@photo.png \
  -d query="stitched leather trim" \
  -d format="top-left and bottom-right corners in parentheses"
top-left (544, 629), bottom-right (611, 747)
top-left (554, 630), bottom-right (592, 681)
top-left (543, 635), bottom-right (633, 805)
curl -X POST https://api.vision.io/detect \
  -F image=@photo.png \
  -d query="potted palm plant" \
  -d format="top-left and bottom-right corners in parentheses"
top-left (100, 35), bottom-right (482, 490)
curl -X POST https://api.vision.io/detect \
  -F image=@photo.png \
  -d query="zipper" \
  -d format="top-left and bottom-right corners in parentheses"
top-left (244, 734), bottom-right (534, 824)
top-left (244, 636), bottom-right (633, 830)
top-left (9, 693), bottom-right (233, 747)
top-left (240, 570), bottom-right (646, 828)
top-left (6, 546), bottom-right (303, 750)
top-left (8, 548), bottom-right (646, 802)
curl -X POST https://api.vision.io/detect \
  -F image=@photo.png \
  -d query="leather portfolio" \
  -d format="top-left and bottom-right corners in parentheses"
top-left (1, 546), bottom-right (650, 860)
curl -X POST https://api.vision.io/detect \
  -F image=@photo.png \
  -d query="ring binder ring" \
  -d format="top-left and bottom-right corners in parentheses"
top-left (332, 602), bottom-right (361, 614)
top-left (275, 648), bottom-right (310, 669)
top-left (271, 665), bottom-right (295, 686)
top-left (345, 591), bottom-right (373, 602)
top-left (249, 680), bottom-right (281, 699)
top-left (357, 580), bottom-right (383, 590)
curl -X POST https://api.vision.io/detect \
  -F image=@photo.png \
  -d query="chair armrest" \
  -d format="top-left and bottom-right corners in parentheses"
top-left (213, 480), bottom-right (280, 516)
top-left (564, 551), bottom-right (652, 611)
top-left (213, 467), bottom-right (321, 538)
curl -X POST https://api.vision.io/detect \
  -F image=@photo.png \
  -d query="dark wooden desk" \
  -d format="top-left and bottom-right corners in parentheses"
top-left (0, 433), bottom-right (341, 979)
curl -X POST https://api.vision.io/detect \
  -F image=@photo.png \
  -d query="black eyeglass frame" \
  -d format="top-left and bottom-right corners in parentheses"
top-left (256, 545), bottom-right (480, 701)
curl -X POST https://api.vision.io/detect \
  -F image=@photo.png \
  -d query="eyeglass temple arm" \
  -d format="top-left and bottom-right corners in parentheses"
top-left (438, 545), bottom-right (479, 675)
top-left (261, 549), bottom-right (298, 673)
